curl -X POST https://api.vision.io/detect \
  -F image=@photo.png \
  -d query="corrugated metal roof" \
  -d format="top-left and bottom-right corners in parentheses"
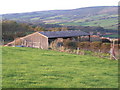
top-left (40, 30), bottom-right (89, 38)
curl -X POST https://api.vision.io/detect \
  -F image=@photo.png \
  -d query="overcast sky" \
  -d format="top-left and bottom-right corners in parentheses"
top-left (0, 0), bottom-right (119, 14)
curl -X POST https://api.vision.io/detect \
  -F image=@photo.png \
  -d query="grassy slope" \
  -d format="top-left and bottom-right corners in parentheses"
top-left (59, 14), bottom-right (118, 30)
top-left (2, 47), bottom-right (118, 88)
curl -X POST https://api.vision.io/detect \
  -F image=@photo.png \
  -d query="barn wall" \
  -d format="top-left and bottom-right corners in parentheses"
top-left (20, 32), bottom-right (48, 49)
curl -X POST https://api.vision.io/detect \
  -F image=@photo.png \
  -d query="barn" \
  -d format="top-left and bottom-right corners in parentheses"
top-left (6, 30), bottom-right (90, 49)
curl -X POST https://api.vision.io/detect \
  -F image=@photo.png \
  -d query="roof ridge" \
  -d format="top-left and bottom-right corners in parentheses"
top-left (40, 30), bottom-right (89, 38)
top-left (40, 30), bottom-right (82, 32)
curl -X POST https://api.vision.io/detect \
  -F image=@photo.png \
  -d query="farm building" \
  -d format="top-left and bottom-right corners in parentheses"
top-left (80, 35), bottom-right (101, 42)
top-left (6, 30), bottom-right (90, 49)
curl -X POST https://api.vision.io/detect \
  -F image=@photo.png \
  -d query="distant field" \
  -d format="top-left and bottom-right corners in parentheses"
top-left (102, 34), bottom-right (119, 38)
top-left (3, 6), bottom-right (118, 30)
top-left (59, 15), bottom-right (118, 30)
top-left (2, 47), bottom-right (118, 88)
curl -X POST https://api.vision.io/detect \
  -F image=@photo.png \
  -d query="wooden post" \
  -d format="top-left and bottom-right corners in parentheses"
top-left (76, 47), bottom-right (79, 54)
top-left (110, 40), bottom-right (117, 60)
top-left (88, 35), bottom-right (90, 42)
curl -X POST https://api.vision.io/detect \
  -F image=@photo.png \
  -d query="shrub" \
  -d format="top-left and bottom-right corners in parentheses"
top-left (90, 42), bottom-right (102, 52)
top-left (63, 39), bottom-right (77, 49)
top-left (77, 42), bottom-right (90, 50)
top-left (100, 43), bottom-right (111, 53)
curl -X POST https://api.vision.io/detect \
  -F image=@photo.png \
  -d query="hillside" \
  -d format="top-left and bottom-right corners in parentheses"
top-left (2, 6), bottom-right (118, 30)
top-left (2, 47), bottom-right (118, 88)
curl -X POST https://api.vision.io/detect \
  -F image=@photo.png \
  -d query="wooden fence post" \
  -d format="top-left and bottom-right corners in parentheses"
top-left (110, 40), bottom-right (117, 60)
top-left (76, 47), bottom-right (79, 54)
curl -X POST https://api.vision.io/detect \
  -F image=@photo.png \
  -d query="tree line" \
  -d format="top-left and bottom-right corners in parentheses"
top-left (2, 20), bottom-right (117, 44)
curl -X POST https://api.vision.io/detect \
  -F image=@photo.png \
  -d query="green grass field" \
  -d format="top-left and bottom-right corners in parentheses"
top-left (59, 17), bottom-right (118, 30)
top-left (2, 47), bottom-right (118, 88)
top-left (102, 34), bottom-right (119, 38)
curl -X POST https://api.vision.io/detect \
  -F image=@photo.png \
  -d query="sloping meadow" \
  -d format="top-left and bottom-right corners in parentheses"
top-left (2, 47), bottom-right (118, 88)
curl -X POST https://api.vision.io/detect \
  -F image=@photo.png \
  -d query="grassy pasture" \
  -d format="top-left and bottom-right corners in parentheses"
top-left (2, 47), bottom-right (118, 88)
top-left (59, 17), bottom-right (117, 30)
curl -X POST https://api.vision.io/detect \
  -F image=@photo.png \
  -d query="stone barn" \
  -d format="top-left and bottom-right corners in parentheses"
top-left (6, 30), bottom-right (90, 49)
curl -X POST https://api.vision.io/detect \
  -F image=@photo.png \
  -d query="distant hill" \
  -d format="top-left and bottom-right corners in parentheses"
top-left (2, 6), bottom-right (118, 30)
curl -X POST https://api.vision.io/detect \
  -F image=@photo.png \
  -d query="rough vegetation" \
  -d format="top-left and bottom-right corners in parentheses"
top-left (50, 39), bottom-right (119, 59)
